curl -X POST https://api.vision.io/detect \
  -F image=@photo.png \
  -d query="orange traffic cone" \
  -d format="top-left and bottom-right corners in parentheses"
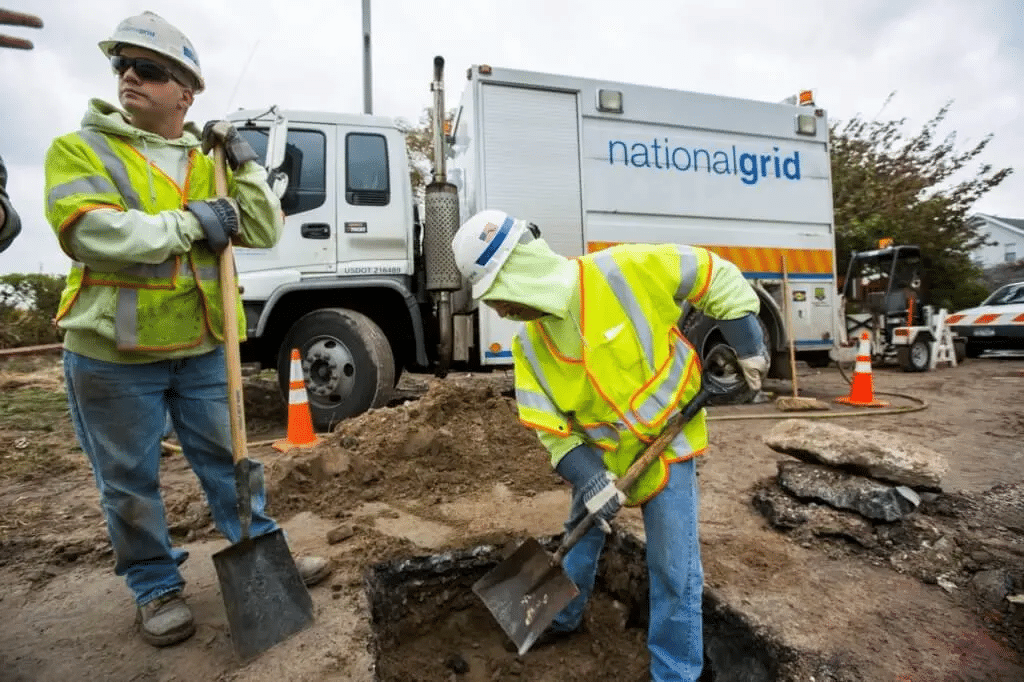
top-left (273, 349), bottom-right (323, 452)
top-left (835, 331), bottom-right (889, 407)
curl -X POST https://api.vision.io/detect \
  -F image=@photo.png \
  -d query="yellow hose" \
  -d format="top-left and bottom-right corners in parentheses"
top-left (708, 358), bottom-right (929, 421)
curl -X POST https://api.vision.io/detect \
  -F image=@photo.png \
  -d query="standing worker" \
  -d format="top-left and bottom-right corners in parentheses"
top-left (0, 155), bottom-right (21, 252)
top-left (43, 12), bottom-right (330, 647)
top-left (451, 210), bottom-right (768, 682)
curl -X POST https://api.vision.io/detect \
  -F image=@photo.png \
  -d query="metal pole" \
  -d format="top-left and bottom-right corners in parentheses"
top-left (362, 0), bottom-right (372, 114)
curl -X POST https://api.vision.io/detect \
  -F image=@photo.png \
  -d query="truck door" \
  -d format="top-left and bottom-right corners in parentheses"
top-left (479, 85), bottom-right (584, 256)
top-left (476, 84), bottom-right (584, 363)
top-left (335, 130), bottom-right (408, 271)
top-left (234, 124), bottom-right (337, 274)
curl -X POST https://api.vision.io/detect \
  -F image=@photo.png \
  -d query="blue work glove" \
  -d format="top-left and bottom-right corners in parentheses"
top-left (201, 120), bottom-right (259, 170)
top-left (186, 197), bottom-right (239, 253)
top-left (556, 444), bottom-right (626, 533)
top-left (718, 312), bottom-right (769, 392)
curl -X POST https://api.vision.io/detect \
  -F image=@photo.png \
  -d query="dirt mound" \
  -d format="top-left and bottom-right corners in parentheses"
top-left (266, 375), bottom-right (561, 526)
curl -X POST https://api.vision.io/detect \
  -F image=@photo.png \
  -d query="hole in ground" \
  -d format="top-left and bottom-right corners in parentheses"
top-left (365, 530), bottom-right (785, 682)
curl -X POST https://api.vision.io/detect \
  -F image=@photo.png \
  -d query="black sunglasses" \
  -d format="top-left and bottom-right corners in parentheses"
top-left (110, 55), bottom-right (183, 86)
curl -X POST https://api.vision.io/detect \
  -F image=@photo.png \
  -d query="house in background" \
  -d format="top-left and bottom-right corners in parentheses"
top-left (967, 213), bottom-right (1024, 267)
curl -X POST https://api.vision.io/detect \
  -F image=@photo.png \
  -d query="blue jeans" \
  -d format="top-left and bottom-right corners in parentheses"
top-left (554, 457), bottom-right (704, 682)
top-left (63, 348), bottom-right (278, 606)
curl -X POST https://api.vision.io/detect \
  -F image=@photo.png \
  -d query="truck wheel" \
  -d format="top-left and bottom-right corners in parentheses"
top-left (278, 308), bottom-right (395, 431)
top-left (704, 342), bottom-right (757, 405)
top-left (897, 338), bottom-right (931, 372)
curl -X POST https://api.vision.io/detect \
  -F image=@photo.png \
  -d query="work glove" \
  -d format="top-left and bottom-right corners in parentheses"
top-left (556, 444), bottom-right (626, 533)
top-left (718, 312), bottom-right (769, 392)
top-left (186, 198), bottom-right (239, 253)
top-left (201, 120), bottom-right (259, 170)
top-left (737, 353), bottom-right (769, 393)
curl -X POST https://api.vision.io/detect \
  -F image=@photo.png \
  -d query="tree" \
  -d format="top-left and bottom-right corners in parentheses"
top-left (830, 95), bottom-right (1013, 310)
top-left (397, 107), bottom-right (457, 206)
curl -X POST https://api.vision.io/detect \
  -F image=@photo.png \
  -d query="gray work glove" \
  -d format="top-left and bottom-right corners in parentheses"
top-left (556, 444), bottom-right (626, 533)
top-left (736, 354), bottom-right (769, 392)
top-left (718, 312), bottom-right (770, 392)
top-left (201, 120), bottom-right (259, 170)
top-left (186, 197), bottom-right (239, 252)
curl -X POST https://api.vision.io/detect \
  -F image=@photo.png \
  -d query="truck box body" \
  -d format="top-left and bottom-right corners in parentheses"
top-left (449, 66), bottom-right (840, 365)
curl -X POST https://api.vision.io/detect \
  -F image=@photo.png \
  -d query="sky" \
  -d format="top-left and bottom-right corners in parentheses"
top-left (0, 0), bottom-right (1021, 275)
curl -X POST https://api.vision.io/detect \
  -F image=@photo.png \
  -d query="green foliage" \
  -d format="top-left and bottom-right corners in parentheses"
top-left (397, 107), bottom-right (457, 204)
top-left (830, 95), bottom-right (1013, 311)
top-left (0, 273), bottom-right (66, 348)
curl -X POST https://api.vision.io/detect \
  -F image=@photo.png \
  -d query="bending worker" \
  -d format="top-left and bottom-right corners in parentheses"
top-left (43, 12), bottom-right (329, 647)
top-left (451, 210), bottom-right (768, 682)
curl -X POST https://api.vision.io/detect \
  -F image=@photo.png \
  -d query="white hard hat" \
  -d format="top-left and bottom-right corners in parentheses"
top-left (98, 11), bottom-right (205, 92)
top-left (452, 210), bottom-right (535, 299)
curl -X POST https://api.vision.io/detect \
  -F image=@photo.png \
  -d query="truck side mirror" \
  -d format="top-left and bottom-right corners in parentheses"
top-left (264, 106), bottom-right (290, 198)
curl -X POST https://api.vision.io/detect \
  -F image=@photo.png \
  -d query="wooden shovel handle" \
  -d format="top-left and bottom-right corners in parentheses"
top-left (782, 254), bottom-right (799, 397)
top-left (553, 387), bottom-right (710, 561)
top-left (213, 147), bottom-right (248, 466)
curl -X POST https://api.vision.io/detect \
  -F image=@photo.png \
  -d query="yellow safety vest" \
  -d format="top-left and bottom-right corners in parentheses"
top-left (46, 129), bottom-right (243, 351)
top-left (513, 244), bottom-right (752, 505)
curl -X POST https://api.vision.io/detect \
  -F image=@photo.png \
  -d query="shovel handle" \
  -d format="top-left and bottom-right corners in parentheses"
top-left (552, 386), bottom-right (711, 562)
top-left (213, 147), bottom-right (247, 467)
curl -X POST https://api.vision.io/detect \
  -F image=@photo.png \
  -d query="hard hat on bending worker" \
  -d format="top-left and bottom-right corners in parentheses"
top-left (451, 208), bottom-right (575, 323)
top-left (98, 11), bottom-right (205, 92)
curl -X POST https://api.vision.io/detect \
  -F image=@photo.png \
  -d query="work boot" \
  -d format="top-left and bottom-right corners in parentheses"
top-left (136, 592), bottom-right (195, 647)
top-left (295, 555), bottom-right (332, 587)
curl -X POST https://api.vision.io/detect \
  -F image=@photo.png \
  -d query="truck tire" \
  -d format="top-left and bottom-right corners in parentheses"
top-left (278, 308), bottom-right (395, 431)
top-left (897, 338), bottom-right (931, 372)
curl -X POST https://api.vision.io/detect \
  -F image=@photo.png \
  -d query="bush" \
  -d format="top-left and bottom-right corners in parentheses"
top-left (0, 273), bottom-right (66, 348)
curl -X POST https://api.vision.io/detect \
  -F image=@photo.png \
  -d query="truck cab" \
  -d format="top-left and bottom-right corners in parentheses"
top-left (229, 108), bottom-right (430, 428)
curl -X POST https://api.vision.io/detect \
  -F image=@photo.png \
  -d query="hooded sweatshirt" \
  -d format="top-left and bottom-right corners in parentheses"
top-left (44, 99), bottom-right (282, 362)
top-left (481, 239), bottom-right (589, 458)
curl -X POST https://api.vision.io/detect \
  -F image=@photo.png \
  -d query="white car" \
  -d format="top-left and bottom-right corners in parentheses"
top-left (947, 281), bottom-right (1024, 357)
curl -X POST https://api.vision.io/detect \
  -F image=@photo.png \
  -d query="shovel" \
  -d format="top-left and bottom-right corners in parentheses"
top-left (208, 146), bottom-right (314, 661)
top-left (473, 366), bottom-right (738, 656)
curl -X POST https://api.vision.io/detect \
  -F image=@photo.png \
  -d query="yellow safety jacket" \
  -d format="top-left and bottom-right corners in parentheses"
top-left (46, 126), bottom-right (243, 352)
top-left (511, 243), bottom-right (758, 505)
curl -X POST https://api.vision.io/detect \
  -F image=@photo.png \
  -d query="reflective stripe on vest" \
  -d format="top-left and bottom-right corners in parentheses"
top-left (47, 175), bottom-right (118, 206)
top-left (76, 130), bottom-right (144, 210)
top-left (588, 248), bottom-right (698, 431)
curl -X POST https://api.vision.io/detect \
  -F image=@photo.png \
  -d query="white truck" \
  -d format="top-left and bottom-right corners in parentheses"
top-left (228, 58), bottom-right (845, 430)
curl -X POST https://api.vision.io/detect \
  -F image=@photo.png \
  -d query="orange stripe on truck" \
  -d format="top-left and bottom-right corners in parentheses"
top-left (587, 242), bottom-right (834, 276)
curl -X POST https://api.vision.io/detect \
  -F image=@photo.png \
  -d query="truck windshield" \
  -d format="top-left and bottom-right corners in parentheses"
top-left (983, 282), bottom-right (1024, 306)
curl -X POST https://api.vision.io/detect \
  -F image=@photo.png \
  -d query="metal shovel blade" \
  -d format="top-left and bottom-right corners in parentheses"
top-left (212, 528), bottom-right (314, 661)
top-left (472, 537), bottom-right (580, 656)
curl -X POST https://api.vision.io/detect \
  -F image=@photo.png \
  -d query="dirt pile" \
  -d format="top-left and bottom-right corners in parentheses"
top-left (264, 374), bottom-right (560, 524)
